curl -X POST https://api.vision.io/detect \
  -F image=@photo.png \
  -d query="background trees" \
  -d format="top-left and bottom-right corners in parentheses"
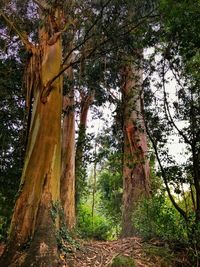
top-left (0, 57), bottom-right (24, 240)
top-left (141, 0), bottom-right (200, 259)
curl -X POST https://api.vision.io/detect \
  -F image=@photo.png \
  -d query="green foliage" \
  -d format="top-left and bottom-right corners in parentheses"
top-left (96, 129), bottom-right (123, 229)
top-left (133, 193), bottom-right (186, 242)
top-left (50, 200), bottom-right (61, 223)
top-left (50, 201), bottom-right (80, 253)
top-left (98, 168), bottom-right (122, 226)
top-left (77, 203), bottom-right (112, 240)
top-left (184, 212), bottom-right (200, 255)
top-left (56, 226), bottom-right (80, 254)
top-left (75, 125), bottom-right (96, 207)
top-left (0, 57), bottom-right (25, 240)
top-left (144, 0), bottom-right (200, 240)
top-left (109, 255), bottom-right (135, 267)
top-left (143, 245), bottom-right (173, 267)
top-left (133, 191), bottom-right (200, 263)
top-left (159, 0), bottom-right (200, 65)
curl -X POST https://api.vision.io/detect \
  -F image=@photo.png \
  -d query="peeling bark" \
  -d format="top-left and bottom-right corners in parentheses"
top-left (0, 12), bottom-right (63, 266)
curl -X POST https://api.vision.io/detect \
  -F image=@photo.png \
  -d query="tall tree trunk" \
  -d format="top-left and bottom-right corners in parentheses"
top-left (0, 19), bottom-right (63, 267)
top-left (121, 64), bottom-right (150, 237)
top-left (92, 142), bottom-right (97, 232)
top-left (75, 91), bottom-right (95, 208)
top-left (61, 61), bottom-right (76, 229)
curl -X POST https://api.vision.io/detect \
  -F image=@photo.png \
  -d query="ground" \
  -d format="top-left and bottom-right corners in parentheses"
top-left (60, 237), bottom-right (189, 267)
top-left (0, 237), bottom-right (190, 266)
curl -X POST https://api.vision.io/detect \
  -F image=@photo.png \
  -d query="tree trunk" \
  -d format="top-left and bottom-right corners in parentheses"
top-left (60, 1), bottom-right (76, 230)
top-left (92, 143), bottom-right (97, 232)
top-left (75, 91), bottom-right (95, 208)
top-left (121, 64), bottom-right (150, 237)
top-left (61, 62), bottom-right (76, 229)
top-left (0, 26), bottom-right (63, 266)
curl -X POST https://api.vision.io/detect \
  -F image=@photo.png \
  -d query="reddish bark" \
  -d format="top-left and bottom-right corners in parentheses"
top-left (121, 65), bottom-right (150, 237)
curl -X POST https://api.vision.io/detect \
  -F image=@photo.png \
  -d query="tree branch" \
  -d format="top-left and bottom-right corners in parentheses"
top-left (0, 11), bottom-right (32, 50)
top-left (145, 118), bottom-right (187, 220)
top-left (43, 3), bottom-right (158, 96)
top-left (62, 0), bottom-right (112, 66)
top-left (161, 61), bottom-right (192, 146)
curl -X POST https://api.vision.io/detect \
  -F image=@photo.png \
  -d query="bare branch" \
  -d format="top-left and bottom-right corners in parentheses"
top-left (161, 61), bottom-right (192, 146)
top-left (145, 118), bottom-right (187, 220)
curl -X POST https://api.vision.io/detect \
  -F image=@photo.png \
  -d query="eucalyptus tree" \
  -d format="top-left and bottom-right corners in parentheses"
top-left (60, 2), bottom-right (76, 230)
top-left (112, 0), bottom-right (157, 236)
top-left (0, 0), bottom-right (66, 264)
top-left (0, 1), bottom-right (100, 264)
top-left (120, 62), bottom-right (151, 236)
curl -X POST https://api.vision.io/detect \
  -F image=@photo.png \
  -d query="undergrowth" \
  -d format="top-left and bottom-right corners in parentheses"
top-left (109, 255), bottom-right (135, 267)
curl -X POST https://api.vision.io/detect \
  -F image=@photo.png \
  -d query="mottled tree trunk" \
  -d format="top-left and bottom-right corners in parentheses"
top-left (61, 61), bottom-right (76, 229)
top-left (121, 65), bottom-right (150, 237)
top-left (0, 15), bottom-right (63, 267)
top-left (75, 91), bottom-right (95, 208)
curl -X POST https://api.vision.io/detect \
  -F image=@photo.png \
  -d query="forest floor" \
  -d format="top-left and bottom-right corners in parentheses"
top-left (0, 237), bottom-right (190, 266)
top-left (61, 237), bottom-right (190, 267)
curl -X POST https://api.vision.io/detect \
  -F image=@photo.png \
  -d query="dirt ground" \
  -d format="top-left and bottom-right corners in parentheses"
top-left (0, 237), bottom-right (190, 266)
top-left (60, 237), bottom-right (189, 267)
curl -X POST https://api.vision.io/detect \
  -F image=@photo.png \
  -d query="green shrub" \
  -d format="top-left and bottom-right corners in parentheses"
top-left (109, 255), bottom-right (135, 267)
top-left (133, 193), bottom-right (186, 243)
top-left (77, 203), bottom-right (112, 240)
top-left (143, 245), bottom-right (173, 266)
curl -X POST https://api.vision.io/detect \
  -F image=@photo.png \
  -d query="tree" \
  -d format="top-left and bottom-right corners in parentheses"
top-left (115, 0), bottom-right (155, 236)
top-left (121, 62), bottom-right (150, 236)
top-left (61, 38), bottom-right (76, 230)
top-left (75, 88), bottom-right (95, 208)
top-left (0, 1), bottom-right (63, 265)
